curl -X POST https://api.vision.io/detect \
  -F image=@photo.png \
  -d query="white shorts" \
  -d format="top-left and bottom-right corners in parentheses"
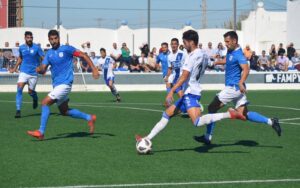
top-left (217, 86), bottom-right (249, 109)
top-left (18, 72), bottom-right (38, 90)
top-left (48, 84), bottom-right (72, 106)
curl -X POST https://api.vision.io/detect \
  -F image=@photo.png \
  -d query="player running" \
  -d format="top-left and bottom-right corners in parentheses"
top-left (10, 31), bottom-right (44, 118)
top-left (165, 38), bottom-right (186, 101)
top-left (27, 30), bottom-right (100, 140)
top-left (156, 42), bottom-right (170, 92)
top-left (136, 30), bottom-right (246, 145)
top-left (197, 31), bottom-right (281, 145)
top-left (98, 48), bottom-right (121, 102)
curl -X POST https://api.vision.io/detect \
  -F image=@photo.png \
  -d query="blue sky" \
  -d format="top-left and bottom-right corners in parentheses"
top-left (23, 0), bottom-right (287, 29)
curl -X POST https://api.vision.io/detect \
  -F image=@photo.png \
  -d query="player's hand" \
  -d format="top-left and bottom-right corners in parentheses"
top-left (9, 68), bottom-right (15, 73)
top-left (165, 91), bottom-right (174, 106)
top-left (239, 82), bottom-right (246, 94)
top-left (36, 67), bottom-right (41, 74)
top-left (92, 69), bottom-right (100, 79)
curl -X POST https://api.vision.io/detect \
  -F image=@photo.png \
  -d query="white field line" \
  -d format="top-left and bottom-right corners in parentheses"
top-left (24, 178), bottom-right (300, 188)
top-left (280, 117), bottom-right (300, 121)
top-left (280, 122), bottom-right (300, 126)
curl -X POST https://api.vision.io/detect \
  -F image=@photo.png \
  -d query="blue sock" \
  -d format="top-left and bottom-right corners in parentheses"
top-left (206, 122), bottom-right (215, 139)
top-left (39, 105), bottom-right (50, 134)
top-left (16, 87), bottom-right (23, 111)
top-left (166, 87), bottom-right (171, 93)
top-left (29, 90), bottom-right (38, 101)
top-left (247, 111), bottom-right (269, 125)
top-left (68, 109), bottom-right (91, 121)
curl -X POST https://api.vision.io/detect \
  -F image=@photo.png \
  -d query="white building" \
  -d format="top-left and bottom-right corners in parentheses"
top-left (0, 1), bottom-right (297, 55)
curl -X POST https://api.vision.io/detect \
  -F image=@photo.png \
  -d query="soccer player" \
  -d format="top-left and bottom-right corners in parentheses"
top-left (9, 31), bottom-right (44, 118)
top-left (198, 31), bottom-right (281, 145)
top-left (165, 38), bottom-right (186, 101)
top-left (27, 30), bottom-right (100, 140)
top-left (98, 48), bottom-right (121, 102)
top-left (156, 42), bottom-right (170, 92)
top-left (136, 30), bottom-right (246, 144)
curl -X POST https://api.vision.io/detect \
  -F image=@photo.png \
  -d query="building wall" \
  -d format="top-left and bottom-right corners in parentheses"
top-left (287, 0), bottom-right (300, 51)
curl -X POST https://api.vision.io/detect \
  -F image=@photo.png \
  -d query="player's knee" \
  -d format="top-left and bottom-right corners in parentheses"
top-left (60, 109), bottom-right (68, 116)
top-left (208, 97), bottom-right (221, 113)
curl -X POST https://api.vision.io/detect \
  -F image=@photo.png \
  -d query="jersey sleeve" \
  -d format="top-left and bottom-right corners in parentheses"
top-left (42, 52), bottom-right (50, 65)
top-left (238, 52), bottom-right (248, 65)
top-left (156, 55), bottom-right (161, 64)
top-left (64, 45), bottom-right (77, 56)
top-left (18, 47), bottom-right (23, 59)
top-left (182, 56), bottom-right (193, 72)
top-left (167, 58), bottom-right (171, 68)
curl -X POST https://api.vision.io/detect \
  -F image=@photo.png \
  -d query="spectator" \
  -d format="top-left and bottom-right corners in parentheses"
top-left (205, 42), bottom-right (215, 59)
top-left (291, 52), bottom-right (300, 71)
top-left (80, 53), bottom-right (92, 72)
top-left (147, 52), bottom-right (157, 71)
top-left (258, 50), bottom-right (271, 71)
top-left (120, 42), bottom-right (131, 68)
top-left (275, 53), bottom-right (289, 71)
top-left (4, 42), bottom-right (9, 48)
top-left (269, 44), bottom-right (277, 67)
top-left (140, 43), bottom-right (150, 57)
top-left (130, 54), bottom-right (141, 72)
top-left (179, 45), bottom-right (185, 51)
top-left (44, 43), bottom-right (51, 53)
top-left (3, 42), bottom-right (13, 60)
top-left (243, 44), bottom-right (252, 60)
top-left (151, 47), bottom-right (157, 57)
top-left (110, 43), bottom-right (122, 64)
top-left (12, 41), bottom-right (20, 58)
top-left (138, 52), bottom-right (151, 72)
top-left (277, 43), bottom-right (285, 56)
top-left (90, 51), bottom-right (99, 69)
top-left (215, 42), bottom-right (227, 58)
top-left (198, 43), bottom-right (206, 54)
top-left (249, 51), bottom-right (259, 71)
top-left (287, 42), bottom-right (296, 60)
top-left (0, 50), bottom-right (9, 69)
top-left (81, 41), bottom-right (92, 56)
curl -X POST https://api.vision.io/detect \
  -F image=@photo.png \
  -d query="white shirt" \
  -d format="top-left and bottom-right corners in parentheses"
top-left (97, 56), bottom-right (115, 78)
top-left (168, 50), bottom-right (186, 76)
top-left (205, 48), bottom-right (216, 58)
top-left (138, 57), bottom-right (148, 64)
top-left (110, 48), bottom-right (122, 58)
top-left (182, 48), bottom-right (207, 96)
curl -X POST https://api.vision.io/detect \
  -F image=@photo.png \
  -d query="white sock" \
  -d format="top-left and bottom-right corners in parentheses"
top-left (146, 116), bottom-right (169, 140)
top-left (267, 119), bottom-right (273, 126)
top-left (196, 112), bottom-right (230, 127)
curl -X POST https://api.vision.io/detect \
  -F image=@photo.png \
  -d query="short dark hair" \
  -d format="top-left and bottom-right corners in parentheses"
top-left (223, 31), bottom-right (238, 42)
top-left (161, 42), bottom-right (168, 47)
top-left (100, 48), bottom-right (106, 53)
top-left (182, 30), bottom-right (199, 45)
top-left (171, 38), bottom-right (179, 44)
top-left (24, 31), bottom-right (33, 36)
top-left (48, 30), bottom-right (59, 37)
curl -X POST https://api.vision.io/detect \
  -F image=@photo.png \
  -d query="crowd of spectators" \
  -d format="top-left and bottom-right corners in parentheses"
top-left (1, 40), bottom-right (299, 74)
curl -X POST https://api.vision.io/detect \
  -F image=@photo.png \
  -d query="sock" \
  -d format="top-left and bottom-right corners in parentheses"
top-left (68, 109), bottom-right (91, 121)
top-left (29, 90), bottom-right (38, 101)
top-left (39, 105), bottom-right (50, 134)
top-left (247, 111), bottom-right (271, 125)
top-left (16, 87), bottom-right (23, 111)
top-left (146, 112), bottom-right (170, 140)
top-left (166, 87), bottom-right (171, 93)
top-left (110, 85), bottom-right (119, 97)
top-left (194, 112), bottom-right (230, 127)
top-left (205, 122), bottom-right (215, 140)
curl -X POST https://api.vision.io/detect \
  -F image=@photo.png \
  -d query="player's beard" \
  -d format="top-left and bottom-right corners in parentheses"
top-left (51, 42), bottom-right (60, 49)
top-left (26, 41), bottom-right (33, 46)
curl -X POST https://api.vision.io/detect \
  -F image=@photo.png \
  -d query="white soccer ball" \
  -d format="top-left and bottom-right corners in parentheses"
top-left (136, 138), bottom-right (152, 154)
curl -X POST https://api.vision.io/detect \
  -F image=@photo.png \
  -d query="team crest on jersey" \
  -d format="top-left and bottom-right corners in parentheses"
top-left (59, 52), bottom-right (64, 57)
top-left (30, 49), bottom-right (34, 54)
top-left (229, 55), bottom-right (233, 61)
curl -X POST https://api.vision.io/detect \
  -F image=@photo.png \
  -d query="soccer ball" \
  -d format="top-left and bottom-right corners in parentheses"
top-left (136, 138), bottom-right (152, 154)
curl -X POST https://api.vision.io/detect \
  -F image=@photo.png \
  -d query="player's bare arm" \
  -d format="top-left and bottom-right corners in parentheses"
top-left (214, 58), bottom-right (226, 65)
top-left (166, 70), bottom-right (190, 103)
top-left (239, 64), bottom-right (249, 93)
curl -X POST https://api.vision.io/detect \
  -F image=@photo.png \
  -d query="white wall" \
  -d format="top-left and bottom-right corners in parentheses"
top-left (287, 0), bottom-right (300, 51)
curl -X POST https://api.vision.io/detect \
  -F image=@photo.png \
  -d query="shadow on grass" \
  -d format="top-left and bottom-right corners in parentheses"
top-left (154, 139), bottom-right (282, 154)
top-left (33, 132), bottom-right (115, 141)
top-left (21, 112), bottom-right (59, 118)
